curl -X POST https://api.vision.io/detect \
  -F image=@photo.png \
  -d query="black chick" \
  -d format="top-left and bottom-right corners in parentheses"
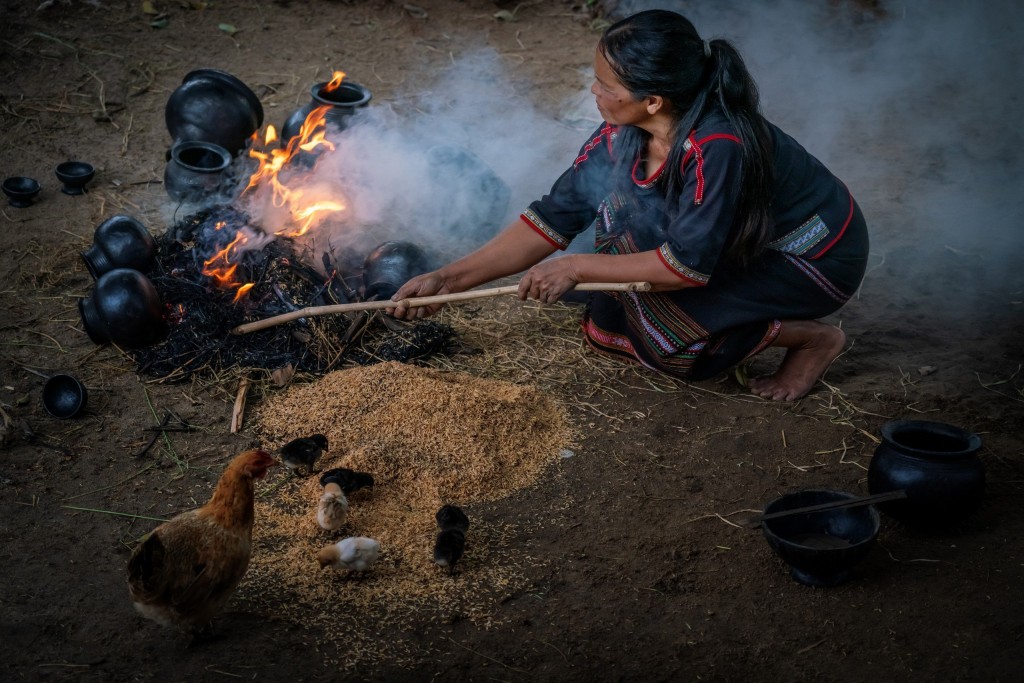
top-left (280, 434), bottom-right (328, 476)
top-left (433, 528), bottom-right (466, 573)
top-left (319, 467), bottom-right (375, 495)
top-left (433, 504), bottom-right (469, 574)
top-left (435, 504), bottom-right (469, 533)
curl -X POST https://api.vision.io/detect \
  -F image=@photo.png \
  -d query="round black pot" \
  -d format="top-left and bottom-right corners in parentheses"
top-left (280, 80), bottom-right (372, 148)
top-left (867, 419), bottom-right (985, 528)
top-left (362, 241), bottom-right (432, 301)
top-left (425, 144), bottom-right (510, 248)
top-left (165, 68), bottom-right (264, 156)
top-left (164, 140), bottom-right (235, 203)
top-left (81, 215), bottom-right (157, 280)
top-left (78, 268), bottom-right (167, 348)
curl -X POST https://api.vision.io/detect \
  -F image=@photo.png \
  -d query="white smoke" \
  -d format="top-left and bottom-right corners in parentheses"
top-left (238, 49), bottom-right (586, 276)
top-left (222, 1), bottom-right (1021, 317)
top-left (602, 0), bottom-right (1024, 315)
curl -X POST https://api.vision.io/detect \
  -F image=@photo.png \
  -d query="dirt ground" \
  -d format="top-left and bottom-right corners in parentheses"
top-left (1, 1), bottom-right (1022, 681)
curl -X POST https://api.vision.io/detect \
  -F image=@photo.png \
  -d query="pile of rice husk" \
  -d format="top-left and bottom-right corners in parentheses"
top-left (241, 360), bottom-right (574, 667)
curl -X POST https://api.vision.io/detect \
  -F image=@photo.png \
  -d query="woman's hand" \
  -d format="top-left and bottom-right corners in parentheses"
top-left (519, 255), bottom-right (581, 304)
top-left (388, 271), bottom-right (452, 320)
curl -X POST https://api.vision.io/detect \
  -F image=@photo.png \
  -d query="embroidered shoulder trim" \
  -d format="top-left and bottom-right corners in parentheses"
top-left (521, 210), bottom-right (570, 250)
top-left (768, 213), bottom-right (829, 255)
top-left (657, 243), bottom-right (709, 285)
top-left (680, 133), bottom-right (742, 206)
top-left (573, 124), bottom-right (617, 169)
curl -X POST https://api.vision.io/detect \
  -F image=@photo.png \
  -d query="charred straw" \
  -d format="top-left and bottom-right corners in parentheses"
top-left (127, 206), bottom-right (457, 382)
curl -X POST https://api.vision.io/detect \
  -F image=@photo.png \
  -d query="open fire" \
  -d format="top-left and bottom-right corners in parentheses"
top-left (127, 71), bottom-right (453, 382)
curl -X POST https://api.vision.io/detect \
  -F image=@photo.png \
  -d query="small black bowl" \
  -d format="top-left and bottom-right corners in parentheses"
top-left (55, 161), bottom-right (95, 195)
top-left (2, 176), bottom-right (41, 207)
top-left (42, 374), bottom-right (89, 419)
top-left (761, 489), bottom-right (880, 587)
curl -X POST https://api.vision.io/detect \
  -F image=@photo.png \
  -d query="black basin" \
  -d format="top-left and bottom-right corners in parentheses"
top-left (762, 489), bottom-right (880, 587)
top-left (2, 176), bottom-right (41, 207)
top-left (55, 161), bottom-right (95, 195)
top-left (42, 374), bottom-right (88, 419)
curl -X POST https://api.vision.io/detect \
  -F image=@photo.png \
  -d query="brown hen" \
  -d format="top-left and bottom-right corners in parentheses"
top-left (126, 450), bottom-right (278, 635)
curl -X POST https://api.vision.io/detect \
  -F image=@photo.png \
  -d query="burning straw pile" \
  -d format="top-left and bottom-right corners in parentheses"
top-left (127, 206), bottom-right (455, 382)
top-left (244, 360), bottom-right (575, 667)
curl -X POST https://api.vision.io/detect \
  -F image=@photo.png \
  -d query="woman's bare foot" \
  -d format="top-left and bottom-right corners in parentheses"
top-left (748, 321), bottom-right (846, 401)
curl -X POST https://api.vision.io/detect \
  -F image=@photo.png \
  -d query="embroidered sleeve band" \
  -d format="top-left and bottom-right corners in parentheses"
top-left (521, 210), bottom-right (570, 250)
top-left (657, 243), bottom-right (709, 285)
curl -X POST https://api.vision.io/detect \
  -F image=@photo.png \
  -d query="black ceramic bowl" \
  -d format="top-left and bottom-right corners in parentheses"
top-left (2, 176), bottom-right (41, 207)
top-left (55, 161), bottom-right (96, 195)
top-left (762, 489), bottom-right (880, 587)
top-left (42, 374), bottom-right (88, 419)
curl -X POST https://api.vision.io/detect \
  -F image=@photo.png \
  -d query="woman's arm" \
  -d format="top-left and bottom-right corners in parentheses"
top-left (389, 219), bottom-right (559, 319)
top-left (519, 250), bottom-right (695, 303)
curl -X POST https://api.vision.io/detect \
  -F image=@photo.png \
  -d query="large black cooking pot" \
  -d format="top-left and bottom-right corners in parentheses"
top-left (165, 69), bottom-right (264, 156)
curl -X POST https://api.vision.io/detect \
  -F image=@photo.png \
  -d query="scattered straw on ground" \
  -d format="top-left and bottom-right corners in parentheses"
top-left (240, 360), bottom-right (574, 668)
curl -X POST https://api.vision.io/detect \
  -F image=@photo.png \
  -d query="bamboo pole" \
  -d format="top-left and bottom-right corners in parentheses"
top-left (230, 281), bottom-right (652, 335)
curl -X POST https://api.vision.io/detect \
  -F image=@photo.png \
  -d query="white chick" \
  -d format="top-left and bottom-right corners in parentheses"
top-left (317, 536), bottom-right (381, 573)
top-left (316, 483), bottom-right (349, 531)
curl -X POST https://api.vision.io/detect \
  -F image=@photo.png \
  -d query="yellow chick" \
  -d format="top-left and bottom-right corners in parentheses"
top-left (317, 536), bottom-right (381, 573)
top-left (316, 483), bottom-right (348, 531)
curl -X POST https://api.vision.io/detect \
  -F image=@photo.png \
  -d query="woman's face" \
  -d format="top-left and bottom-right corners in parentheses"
top-left (591, 48), bottom-right (648, 126)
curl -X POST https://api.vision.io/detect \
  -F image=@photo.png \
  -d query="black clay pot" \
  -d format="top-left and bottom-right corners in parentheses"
top-left (867, 420), bottom-right (985, 528)
top-left (2, 176), bottom-right (41, 207)
top-left (280, 80), bottom-right (372, 147)
top-left (165, 69), bottom-right (264, 156)
top-left (81, 215), bottom-right (157, 280)
top-left (78, 268), bottom-right (167, 348)
top-left (165, 140), bottom-right (235, 203)
top-left (362, 241), bottom-right (432, 301)
top-left (762, 489), bottom-right (880, 587)
top-left (42, 374), bottom-right (88, 419)
top-left (425, 144), bottom-right (510, 247)
top-left (55, 161), bottom-right (95, 195)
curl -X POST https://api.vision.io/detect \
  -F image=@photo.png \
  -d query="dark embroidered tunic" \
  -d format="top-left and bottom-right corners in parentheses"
top-left (520, 112), bottom-right (869, 379)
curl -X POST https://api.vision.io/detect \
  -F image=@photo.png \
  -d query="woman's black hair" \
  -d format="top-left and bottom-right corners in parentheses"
top-left (599, 10), bottom-right (774, 268)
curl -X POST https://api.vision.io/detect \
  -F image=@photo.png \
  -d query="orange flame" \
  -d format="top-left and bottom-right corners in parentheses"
top-left (201, 225), bottom-right (255, 298)
top-left (325, 70), bottom-right (346, 92)
top-left (232, 282), bottom-right (255, 303)
top-left (243, 71), bottom-right (349, 238)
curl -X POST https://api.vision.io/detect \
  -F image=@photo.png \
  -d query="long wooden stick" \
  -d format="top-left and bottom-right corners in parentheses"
top-left (230, 281), bottom-right (652, 335)
top-left (743, 489), bottom-right (907, 528)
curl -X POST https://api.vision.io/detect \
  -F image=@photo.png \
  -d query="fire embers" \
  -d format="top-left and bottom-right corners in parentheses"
top-left (127, 207), bottom-right (457, 382)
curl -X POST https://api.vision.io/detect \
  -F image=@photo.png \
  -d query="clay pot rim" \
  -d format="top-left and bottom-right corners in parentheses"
top-left (3, 176), bottom-right (41, 195)
top-left (169, 140), bottom-right (233, 172)
top-left (56, 160), bottom-right (95, 178)
top-left (310, 80), bottom-right (372, 108)
top-left (880, 419), bottom-right (982, 458)
top-left (180, 68), bottom-right (265, 127)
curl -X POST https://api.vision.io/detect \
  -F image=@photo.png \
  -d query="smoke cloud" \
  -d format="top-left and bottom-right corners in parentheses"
top-left (203, 1), bottom-right (1020, 319)
top-left (236, 49), bottom-right (586, 277)
top-left (601, 0), bottom-right (1024, 316)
